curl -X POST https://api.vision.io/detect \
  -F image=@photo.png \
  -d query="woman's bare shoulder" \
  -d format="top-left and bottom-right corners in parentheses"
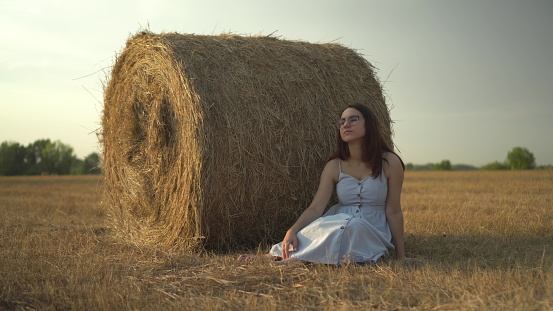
top-left (384, 152), bottom-right (401, 166)
top-left (323, 158), bottom-right (340, 182)
top-left (326, 157), bottom-right (340, 167)
top-left (383, 152), bottom-right (404, 178)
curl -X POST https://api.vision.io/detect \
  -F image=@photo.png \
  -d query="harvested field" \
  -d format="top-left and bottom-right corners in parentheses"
top-left (0, 171), bottom-right (552, 310)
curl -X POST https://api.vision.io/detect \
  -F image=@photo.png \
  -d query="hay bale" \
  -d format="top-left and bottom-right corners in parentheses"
top-left (102, 31), bottom-right (393, 251)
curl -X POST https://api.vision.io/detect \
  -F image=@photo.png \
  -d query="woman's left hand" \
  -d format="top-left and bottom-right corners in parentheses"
top-left (281, 230), bottom-right (298, 260)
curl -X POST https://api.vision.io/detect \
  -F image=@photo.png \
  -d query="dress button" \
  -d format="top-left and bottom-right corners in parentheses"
top-left (356, 210), bottom-right (359, 213)
top-left (357, 194), bottom-right (360, 197)
top-left (358, 182), bottom-right (361, 186)
top-left (340, 226), bottom-right (344, 229)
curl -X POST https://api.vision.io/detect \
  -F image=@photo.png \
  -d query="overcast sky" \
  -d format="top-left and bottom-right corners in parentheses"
top-left (1, 0), bottom-right (552, 166)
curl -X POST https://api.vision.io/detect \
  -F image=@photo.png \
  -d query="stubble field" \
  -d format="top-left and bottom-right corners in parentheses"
top-left (0, 171), bottom-right (552, 310)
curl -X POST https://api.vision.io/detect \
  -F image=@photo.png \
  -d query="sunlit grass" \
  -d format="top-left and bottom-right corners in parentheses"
top-left (0, 172), bottom-right (552, 310)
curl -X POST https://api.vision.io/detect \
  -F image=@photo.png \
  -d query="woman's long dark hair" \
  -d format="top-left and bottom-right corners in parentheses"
top-left (330, 103), bottom-right (405, 178)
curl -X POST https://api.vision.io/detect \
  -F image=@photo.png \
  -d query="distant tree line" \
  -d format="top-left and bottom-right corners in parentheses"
top-left (0, 139), bottom-right (101, 176)
top-left (2, 141), bottom-right (549, 175)
top-left (406, 147), bottom-right (552, 171)
top-left (406, 161), bottom-right (480, 171)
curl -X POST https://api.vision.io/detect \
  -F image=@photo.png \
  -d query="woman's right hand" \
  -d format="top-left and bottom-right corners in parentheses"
top-left (282, 230), bottom-right (298, 260)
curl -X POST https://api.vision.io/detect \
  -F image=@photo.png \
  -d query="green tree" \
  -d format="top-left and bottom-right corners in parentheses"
top-left (435, 159), bottom-right (452, 171)
top-left (507, 147), bottom-right (535, 170)
top-left (39, 140), bottom-right (77, 175)
top-left (71, 158), bottom-right (84, 174)
top-left (0, 141), bottom-right (27, 175)
top-left (0, 139), bottom-right (81, 175)
top-left (481, 161), bottom-right (509, 170)
top-left (452, 164), bottom-right (479, 171)
top-left (25, 139), bottom-right (51, 174)
top-left (82, 152), bottom-right (102, 174)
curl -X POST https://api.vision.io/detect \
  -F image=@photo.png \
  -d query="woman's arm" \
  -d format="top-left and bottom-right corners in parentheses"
top-left (383, 153), bottom-right (407, 259)
top-left (281, 159), bottom-right (338, 259)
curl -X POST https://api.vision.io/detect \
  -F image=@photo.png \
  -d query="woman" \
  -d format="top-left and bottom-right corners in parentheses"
top-left (239, 103), bottom-right (413, 265)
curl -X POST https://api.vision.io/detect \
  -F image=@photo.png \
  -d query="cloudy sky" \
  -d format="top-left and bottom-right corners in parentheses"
top-left (1, 0), bottom-right (552, 166)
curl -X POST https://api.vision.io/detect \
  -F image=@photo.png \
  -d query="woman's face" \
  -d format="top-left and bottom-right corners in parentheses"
top-left (339, 107), bottom-right (365, 143)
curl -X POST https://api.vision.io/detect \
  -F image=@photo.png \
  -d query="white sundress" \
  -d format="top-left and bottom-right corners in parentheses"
top-left (269, 160), bottom-right (395, 264)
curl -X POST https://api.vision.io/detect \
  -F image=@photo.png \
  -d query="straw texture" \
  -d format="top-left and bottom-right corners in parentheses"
top-left (102, 31), bottom-right (393, 251)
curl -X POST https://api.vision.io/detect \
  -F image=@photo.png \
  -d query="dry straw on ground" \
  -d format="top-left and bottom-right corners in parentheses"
top-left (102, 31), bottom-right (393, 251)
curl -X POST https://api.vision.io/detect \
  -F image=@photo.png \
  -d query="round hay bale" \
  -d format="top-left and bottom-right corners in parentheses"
top-left (102, 31), bottom-right (394, 251)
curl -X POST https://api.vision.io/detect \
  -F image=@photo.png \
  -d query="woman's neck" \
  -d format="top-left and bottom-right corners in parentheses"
top-left (347, 141), bottom-right (363, 162)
